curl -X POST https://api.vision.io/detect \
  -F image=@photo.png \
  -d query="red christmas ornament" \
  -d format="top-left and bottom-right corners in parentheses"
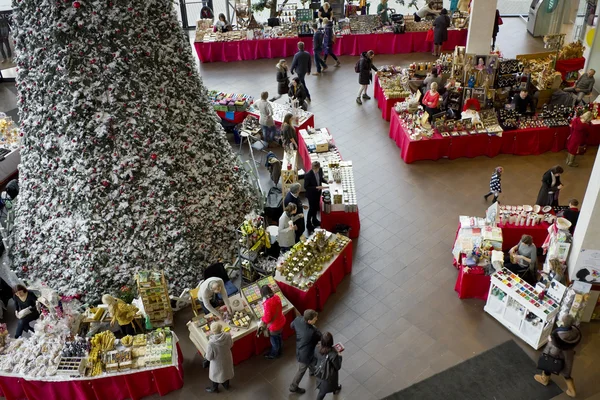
top-left (73, 0), bottom-right (81, 7)
top-left (150, 153), bottom-right (157, 160)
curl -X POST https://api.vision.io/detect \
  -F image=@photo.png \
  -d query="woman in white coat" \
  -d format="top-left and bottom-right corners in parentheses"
top-left (278, 203), bottom-right (297, 253)
top-left (205, 322), bottom-right (234, 393)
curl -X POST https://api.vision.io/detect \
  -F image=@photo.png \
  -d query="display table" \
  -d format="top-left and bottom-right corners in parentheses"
top-left (497, 221), bottom-right (550, 251)
top-left (275, 239), bottom-right (352, 313)
top-left (0, 148), bottom-right (20, 185)
top-left (194, 30), bottom-right (468, 63)
top-left (296, 130), bottom-right (314, 172)
top-left (374, 76), bottom-right (405, 122)
top-left (320, 206), bottom-right (361, 239)
top-left (216, 110), bottom-right (247, 124)
top-left (0, 343), bottom-right (183, 400)
top-left (589, 121), bottom-right (600, 146)
top-left (247, 105), bottom-right (314, 133)
top-left (454, 265), bottom-right (491, 300)
top-left (187, 293), bottom-right (296, 366)
top-left (389, 112), bottom-right (573, 163)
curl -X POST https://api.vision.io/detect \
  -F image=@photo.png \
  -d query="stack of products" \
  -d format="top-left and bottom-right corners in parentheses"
top-left (241, 276), bottom-right (289, 318)
top-left (249, 102), bottom-right (313, 126)
top-left (322, 161), bottom-right (357, 213)
top-left (403, 15), bottom-right (433, 32)
top-left (200, 30), bottom-right (247, 42)
top-left (137, 270), bottom-right (173, 328)
top-left (275, 230), bottom-right (350, 290)
top-left (499, 204), bottom-right (556, 226)
top-left (0, 114), bottom-right (19, 149)
top-left (301, 128), bottom-right (332, 153)
top-left (377, 68), bottom-right (411, 99)
top-left (208, 91), bottom-right (253, 112)
top-left (479, 110), bottom-right (503, 135)
top-left (497, 109), bottom-right (519, 131)
top-left (347, 15), bottom-right (383, 34)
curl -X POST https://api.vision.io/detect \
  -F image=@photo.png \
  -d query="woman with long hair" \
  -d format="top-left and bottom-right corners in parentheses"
top-left (313, 332), bottom-right (342, 399)
top-left (260, 285), bottom-right (286, 359)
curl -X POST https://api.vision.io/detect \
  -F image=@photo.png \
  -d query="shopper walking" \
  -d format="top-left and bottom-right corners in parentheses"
top-left (304, 161), bottom-right (327, 233)
top-left (284, 182), bottom-right (305, 242)
top-left (492, 9), bottom-right (501, 51)
top-left (432, 9), bottom-right (450, 57)
top-left (12, 285), bottom-right (40, 338)
top-left (289, 309), bottom-right (322, 394)
top-left (312, 23), bottom-right (327, 75)
top-left (322, 18), bottom-right (340, 67)
top-left (564, 69), bottom-right (595, 104)
top-left (205, 322), bottom-right (234, 393)
top-left (484, 166), bottom-right (503, 203)
top-left (289, 77), bottom-right (308, 111)
top-left (291, 42), bottom-right (312, 102)
top-left (281, 112), bottom-right (298, 150)
top-left (0, 18), bottom-right (11, 63)
top-left (314, 332), bottom-right (342, 400)
top-left (274, 59), bottom-right (290, 101)
top-left (356, 50), bottom-right (377, 105)
top-left (566, 111), bottom-right (592, 167)
top-left (278, 203), bottom-right (297, 253)
top-left (256, 92), bottom-right (276, 143)
top-left (536, 165), bottom-right (564, 206)
top-left (534, 314), bottom-right (581, 398)
top-left (260, 285), bottom-right (286, 359)
top-left (422, 81), bottom-right (441, 120)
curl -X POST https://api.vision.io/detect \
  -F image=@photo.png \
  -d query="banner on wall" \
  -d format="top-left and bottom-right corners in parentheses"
top-left (574, 248), bottom-right (600, 283)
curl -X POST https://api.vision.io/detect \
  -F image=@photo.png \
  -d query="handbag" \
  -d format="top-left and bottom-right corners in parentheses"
top-left (314, 354), bottom-right (332, 380)
top-left (578, 145), bottom-right (587, 155)
top-left (425, 29), bottom-right (434, 42)
top-left (497, 15), bottom-right (503, 25)
top-left (537, 353), bottom-right (564, 374)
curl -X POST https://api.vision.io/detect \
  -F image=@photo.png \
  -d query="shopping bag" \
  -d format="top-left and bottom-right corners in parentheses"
top-left (425, 29), bottom-right (434, 42)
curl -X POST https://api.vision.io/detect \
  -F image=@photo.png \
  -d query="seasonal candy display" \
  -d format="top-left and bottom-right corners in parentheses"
top-left (208, 90), bottom-right (253, 112)
top-left (241, 276), bottom-right (289, 318)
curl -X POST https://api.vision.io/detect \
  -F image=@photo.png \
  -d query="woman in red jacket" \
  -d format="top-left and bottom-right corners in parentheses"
top-left (566, 111), bottom-right (592, 167)
top-left (423, 81), bottom-right (441, 122)
top-left (260, 285), bottom-right (286, 359)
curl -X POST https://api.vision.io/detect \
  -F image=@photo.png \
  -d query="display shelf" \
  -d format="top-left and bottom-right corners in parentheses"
top-left (136, 270), bottom-right (173, 327)
top-left (281, 149), bottom-right (299, 199)
top-left (484, 268), bottom-right (560, 349)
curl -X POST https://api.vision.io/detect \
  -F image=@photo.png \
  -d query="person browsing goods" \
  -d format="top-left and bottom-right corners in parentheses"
top-left (305, 161), bottom-right (328, 233)
top-left (414, 1), bottom-right (440, 22)
top-left (198, 277), bottom-right (233, 319)
top-left (284, 182), bottom-right (306, 242)
top-left (291, 41), bottom-right (312, 102)
top-left (377, 0), bottom-right (390, 24)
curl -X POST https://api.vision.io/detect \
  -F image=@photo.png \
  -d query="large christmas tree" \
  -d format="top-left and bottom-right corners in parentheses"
top-left (10, 0), bottom-right (258, 300)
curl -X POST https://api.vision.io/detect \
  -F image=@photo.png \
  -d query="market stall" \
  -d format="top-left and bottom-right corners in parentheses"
top-left (187, 278), bottom-right (296, 365)
top-left (247, 101), bottom-right (314, 133)
top-left (374, 72), bottom-right (409, 122)
top-left (0, 114), bottom-right (20, 185)
top-left (274, 230), bottom-right (353, 313)
top-left (193, 30), bottom-right (468, 63)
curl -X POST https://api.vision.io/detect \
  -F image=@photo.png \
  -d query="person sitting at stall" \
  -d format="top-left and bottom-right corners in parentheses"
top-left (564, 69), bottom-right (595, 104)
top-left (13, 285), bottom-right (40, 338)
top-left (504, 235), bottom-right (537, 283)
top-left (214, 13), bottom-right (231, 32)
top-left (414, 1), bottom-right (440, 22)
top-left (101, 294), bottom-right (139, 336)
top-left (513, 90), bottom-right (535, 115)
top-left (377, 0), bottom-right (390, 24)
top-left (562, 199), bottom-right (580, 235)
top-left (289, 77), bottom-right (308, 111)
top-left (423, 68), bottom-right (442, 94)
top-left (422, 81), bottom-right (441, 122)
top-left (278, 203), bottom-right (298, 253)
top-left (198, 277), bottom-right (233, 320)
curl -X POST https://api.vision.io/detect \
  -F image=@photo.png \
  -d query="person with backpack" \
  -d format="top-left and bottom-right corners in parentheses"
top-left (356, 50), bottom-right (377, 105)
top-left (289, 309), bottom-right (322, 394)
top-left (313, 332), bottom-right (342, 399)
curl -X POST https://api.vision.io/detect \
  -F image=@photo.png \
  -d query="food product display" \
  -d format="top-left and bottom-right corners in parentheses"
top-left (321, 161), bottom-right (357, 213)
top-left (557, 40), bottom-right (584, 60)
top-left (137, 270), bottom-right (173, 327)
top-left (348, 15), bottom-right (383, 34)
top-left (377, 67), bottom-right (411, 99)
top-left (0, 114), bottom-right (20, 149)
top-left (275, 230), bottom-right (351, 290)
top-left (498, 204), bottom-right (555, 226)
top-left (208, 91), bottom-right (253, 112)
top-left (241, 276), bottom-right (289, 318)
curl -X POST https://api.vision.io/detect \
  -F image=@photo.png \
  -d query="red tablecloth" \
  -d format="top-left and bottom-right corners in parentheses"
top-left (374, 76), bottom-right (405, 122)
top-left (276, 241), bottom-right (353, 313)
top-left (296, 131), bottom-right (312, 172)
top-left (454, 266), bottom-right (491, 300)
top-left (0, 344), bottom-right (184, 400)
top-left (194, 30), bottom-right (468, 63)
top-left (555, 58), bottom-right (585, 81)
top-left (247, 111), bottom-right (314, 135)
top-left (320, 206), bottom-right (361, 239)
top-left (389, 112), bottom-right (574, 163)
top-left (216, 110), bottom-right (248, 124)
top-left (589, 123), bottom-right (600, 146)
top-left (498, 221), bottom-right (549, 251)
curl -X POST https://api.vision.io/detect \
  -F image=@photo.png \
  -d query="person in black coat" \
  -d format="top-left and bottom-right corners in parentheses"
top-left (274, 59), bottom-right (290, 100)
top-left (289, 77), bottom-right (308, 111)
top-left (432, 9), bottom-right (450, 57)
top-left (284, 183), bottom-right (305, 242)
top-left (291, 41), bottom-right (312, 101)
top-left (562, 199), bottom-right (580, 234)
top-left (289, 310), bottom-right (322, 394)
top-left (12, 285), bottom-right (40, 338)
top-left (492, 9), bottom-right (500, 50)
top-left (314, 332), bottom-right (342, 400)
top-left (536, 165), bottom-right (564, 206)
top-left (513, 90), bottom-right (535, 115)
top-left (356, 50), bottom-right (377, 105)
top-left (304, 161), bottom-right (327, 232)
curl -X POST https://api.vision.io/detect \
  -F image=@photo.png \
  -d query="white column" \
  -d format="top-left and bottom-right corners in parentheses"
top-left (465, 0), bottom-right (498, 55)
top-left (568, 149), bottom-right (600, 281)
top-left (585, 17), bottom-right (600, 93)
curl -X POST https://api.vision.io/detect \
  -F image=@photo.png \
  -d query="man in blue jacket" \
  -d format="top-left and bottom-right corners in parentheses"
top-left (312, 24), bottom-right (327, 75)
top-left (289, 309), bottom-right (321, 394)
top-left (291, 41), bottom-right (312, 102)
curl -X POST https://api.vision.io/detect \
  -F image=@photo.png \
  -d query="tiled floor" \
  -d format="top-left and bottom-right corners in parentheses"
top-left (161, 17), bottom-right (600, 400)
top-left (0, 17), bottom-right (598, 400)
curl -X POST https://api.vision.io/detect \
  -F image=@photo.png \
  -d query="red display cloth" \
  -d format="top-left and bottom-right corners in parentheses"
top-left (497, 221), bottom-right (549, 251)
top-left (588, 123), bottom-right (600, 146)
top-left (216, 110), bottom-right (247, 124)
top-left (230, 333), bottom-right (256, 365)
top-left (296, 131), bottom-right (312, 171)
top-left (320, 208), bottom-right (361, 239)
top-left (454, 266), bottom-right (491, 300)
top-left (374, 76), bottom-right (405, 122)
top-left (389, 112), bottom-right (576, 163)
top-left (193, 30), bottom-right (468, 63)
top-left (0, 345), bottom-right (184, 400)
top-left (276, 241), bottom-right (353, 313)
top-left (555, 58), bottom-right (585, 81)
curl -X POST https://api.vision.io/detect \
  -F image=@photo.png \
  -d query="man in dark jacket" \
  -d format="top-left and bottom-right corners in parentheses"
top-left (284, 183), bottom-right (305, 242)
top-left (289, 309), bottom-right (321, 394)
top-left (312, 24), bottom-right (327, 75)
top-left (513, 90), bottom-right (535, 115)
top-left (291, 41), bottom-right (312, 102)
top-left (304, 161), bottom-right (326, 233)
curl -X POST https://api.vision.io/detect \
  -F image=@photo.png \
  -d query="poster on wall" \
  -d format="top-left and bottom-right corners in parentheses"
top-left (574, 248), bottom-right (600, 283)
